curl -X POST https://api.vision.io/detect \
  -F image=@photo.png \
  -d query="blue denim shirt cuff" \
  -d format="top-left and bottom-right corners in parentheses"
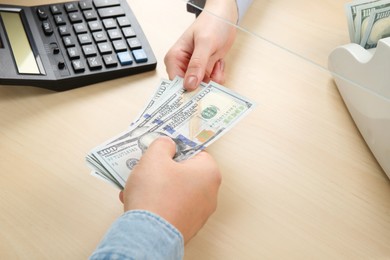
top-left (90, 210), bottom-right (184, 260)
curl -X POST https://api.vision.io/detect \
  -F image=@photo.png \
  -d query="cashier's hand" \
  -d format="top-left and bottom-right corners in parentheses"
top-left (164, 0), bottom-right (238, 91)
top-left (119, 137), bottom-right (221, 244)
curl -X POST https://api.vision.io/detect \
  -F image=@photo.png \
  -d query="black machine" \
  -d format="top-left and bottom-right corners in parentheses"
top-left (0, 0), bottom-right (156, 91)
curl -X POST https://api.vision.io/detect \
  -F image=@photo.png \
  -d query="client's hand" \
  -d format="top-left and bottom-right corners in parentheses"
top-left (120, 137), bottom-right (221, 244)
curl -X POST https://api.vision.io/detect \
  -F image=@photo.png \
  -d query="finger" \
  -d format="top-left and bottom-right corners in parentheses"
top-left (184, 38), bottom-right (214, 91)
top-left (145, 136), bottom-right (177, 161)
top-left (119, 191), bottom-right (124, 203)
top-left (164, 52), bottom-right (186, 80)
top-left (209, 59), bottom-right (225, 84)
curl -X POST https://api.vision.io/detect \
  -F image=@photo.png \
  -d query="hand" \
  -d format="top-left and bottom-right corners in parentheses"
top-left (164, 0), bottom-right (238, 90)
top-left (119, 137), bottom-right (221, 244)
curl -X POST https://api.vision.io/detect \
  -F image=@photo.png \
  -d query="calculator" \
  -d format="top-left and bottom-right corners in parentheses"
top-left (0, 0), bottom-right (157, 91)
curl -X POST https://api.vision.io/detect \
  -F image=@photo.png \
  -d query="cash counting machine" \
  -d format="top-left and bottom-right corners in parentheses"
top-left (328, 38), bottom-right (390, 178)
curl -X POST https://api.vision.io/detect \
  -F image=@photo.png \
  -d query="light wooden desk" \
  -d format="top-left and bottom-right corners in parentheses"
top-left (1, 0), bottom-right (390, 259)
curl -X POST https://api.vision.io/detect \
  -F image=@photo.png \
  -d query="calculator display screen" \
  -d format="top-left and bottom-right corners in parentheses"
top-left (0, 11), bottom-right (40, 74)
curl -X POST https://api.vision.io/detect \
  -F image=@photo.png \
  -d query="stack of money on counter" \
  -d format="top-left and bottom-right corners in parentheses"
top-left (86, 77), bottom-right (255, 189)
top-left (345, 0), bottom-right (390, 49)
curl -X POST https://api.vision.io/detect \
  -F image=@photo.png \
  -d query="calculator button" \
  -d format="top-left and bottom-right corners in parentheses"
top-left (117, 51), bottom-right (133, 65)
top-left (88, 21), bottom-right (102, 31)
top-left (58, 61), bottom-right (66, 70)
top-left (103, 54), bottom-right (118, 67)
top-left (122, 27), bottom-right (136, 38)
top-left (84, 10), bottom-right (98, 21)
top-left (107, 29), bottom-right (121, 40)
top-left (78, 33), bottom-right (93, 45)
top-left (82, 44), bottom-right (97, 57)
top-left (127, 38), bottom-right (141, 49)
top-left (67, 47), bottom-right (80, 59)
top-left (42, 21), bottom-right (54, 35)
top-left (103, 18), bottom-right (116, 29)
top-left (87, 57), bottom-right (103, 70)
top-left (37, 8), bottom-right (48, 20)
top-left (94, 0), bottom-right (120, 8)
top-left (97, 7), bottom-right (125, 18)
top-left (80, 1), bottom-right (93, 10)
top-left (92, 31), bottom-right (107, 42)
top-left (132, 49), bottom-right (148, 63)
top-left (112, 40), bottom-right (127, 52)
top-left (54, 15), bottom-right (66, 25)
top-left (117, 17), bottom-right (130, 27)
top-left (72, 60), bottom-right (85, 72)
top-left (74, 23), bottom-right (88, 34)
top-left (65, 3), bottom-right (78, 13)
top-left (50, 42), bottom-right (60, 54)
top-left (63, 36), bottom-right (76, 47)
top-left (58, 25), bottom-right (71, 36)
top-left (50, 5), bottom-right (62, 15)
top-left (69, 12), bottom-right (83, 23)
top-left (97, 42), bottom-right (113, 54)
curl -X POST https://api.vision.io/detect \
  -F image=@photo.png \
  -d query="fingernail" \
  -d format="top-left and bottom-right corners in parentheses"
top-left (185, 75), bottom-right (198, 90)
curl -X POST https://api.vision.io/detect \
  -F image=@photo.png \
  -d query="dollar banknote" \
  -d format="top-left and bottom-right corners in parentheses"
top-left (345, 0), bottom-right (390, 48)
top-left (360, 5), bottom-right (390, 48)
top-left (345, 0), bottom-right (380, 42)
top-left (86, 78), bottom-right (256, 189)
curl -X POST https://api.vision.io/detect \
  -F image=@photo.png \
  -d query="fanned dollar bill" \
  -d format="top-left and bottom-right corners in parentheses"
top-left (86, 78), bottom-right (256, 189)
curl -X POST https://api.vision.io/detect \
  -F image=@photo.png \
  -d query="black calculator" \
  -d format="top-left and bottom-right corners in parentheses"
top-left (0, 0), bottom-right (156, 91)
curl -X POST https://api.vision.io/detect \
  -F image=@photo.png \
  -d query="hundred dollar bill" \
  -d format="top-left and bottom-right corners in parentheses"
top-left (354, 0), bottom-right (390, 44)
top-left (88, 81), bottom-right (255, 189)
top-left (360, 5), bottom-right (390, 48)
top-left (102, 77), bottom-right (206, 146)
top-left (345, 0), bottom-right (380, 42)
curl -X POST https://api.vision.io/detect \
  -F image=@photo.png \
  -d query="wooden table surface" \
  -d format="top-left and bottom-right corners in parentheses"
top-left (1, 0), bottom-right (390, 259)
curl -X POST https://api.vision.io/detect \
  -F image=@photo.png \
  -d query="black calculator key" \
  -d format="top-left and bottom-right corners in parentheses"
top-left (50, 5), bottom-right (62, 15)
top-left (79, 1), bottom-right (93, 10)
top-left (122, 27), bottom-right (135, 38)
top-left (94, 0), bottom-right (120, 8)
top-left (65, 3), bottom-right (78, 12)
top-left (103, 18), bottom-right (116, 29)
top-left (82, 44), bottom-right (97, 57)
top-left (97, 6), bottom-right (125, 18)
top-left (112, 39), bottom-right (127, 52)
top-left (84, 10), bottom-right (98, 21)
top-left (107, 29), bottom-right (121, 40)
top-left (54, 14), bottom-right (66, 25)
top-left (88, 20), bottom-right (102, 31)
top-left (37, 8), bottom-right (48, 20)
top-left (93, 31), bottom-right (107, 42)
top-left (58, 25), bottom-right (71, 36)
top-left (103, 54), bottom-right (118, 67)
top-left (69, 12), bottom-right (83, 23)
top-left (132, 49), bottom-right (148, 63)
top-left (127, 38), bottom-right (141, 49)
top-left (42, 21), bottom-right (54, 35)
top-left (117, 51), bottom-right (133, 65)
top-left (74, 23), bottom-right (88, 34)
top-left (72, 60), bottom-right (85, 72)
top-left (117, 17), bottom-right (130, 27)
top-left (87, 57), bottom-right (103, 70)
top-left (63, 36), bottom-right (76, 47)
top-left (97, 42), bottom-right (113, 54)
top-left (67, 47), bottom-right (80, 59)
top-left (78, 33), bottom-right (93, 45)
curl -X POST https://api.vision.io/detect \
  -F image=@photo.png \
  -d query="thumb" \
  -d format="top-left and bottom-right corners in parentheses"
top-left (184, 40), bottom-right (213, 91)
top-left (144, 136), bottom-right (177, 161)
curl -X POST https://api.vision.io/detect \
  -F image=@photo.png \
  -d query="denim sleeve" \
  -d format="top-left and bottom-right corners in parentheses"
top-left (89, 210), bottom-right (184, 260)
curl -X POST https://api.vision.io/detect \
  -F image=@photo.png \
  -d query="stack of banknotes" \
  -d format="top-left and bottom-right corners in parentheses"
top-left (86, 77), bottom-right (256, 189)
top-left (346, 0), bottom-right (390, 49)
